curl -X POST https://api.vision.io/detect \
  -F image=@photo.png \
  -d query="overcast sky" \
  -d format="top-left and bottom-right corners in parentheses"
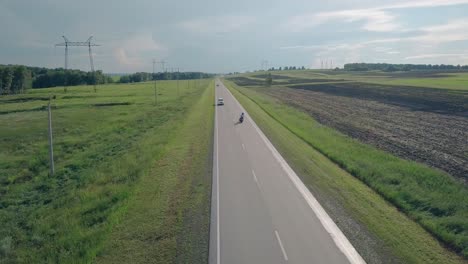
top-left (1, 0), bottom-right (468, 73)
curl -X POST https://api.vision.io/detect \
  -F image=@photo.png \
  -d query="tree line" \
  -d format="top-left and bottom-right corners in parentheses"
top-left (33, 69), bottom-right (113, 88)
top-left (119, 72), bottom-right (214, 83)
top-left (270, 66), bottom-right (306, 71)
top-left (344, 63), bottom-right (468, 72)
top-left (0, 65), bottom-right (32, 95)
top-left (0, 64), bottom-right (113, 95)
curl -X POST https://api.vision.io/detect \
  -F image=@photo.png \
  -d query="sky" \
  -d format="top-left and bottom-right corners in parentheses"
top-left (1, 0), bottom-right (468, 73)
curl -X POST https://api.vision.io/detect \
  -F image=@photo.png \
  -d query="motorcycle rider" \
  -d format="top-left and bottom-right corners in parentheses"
top-left (239, 112), bottom-right (245, 123)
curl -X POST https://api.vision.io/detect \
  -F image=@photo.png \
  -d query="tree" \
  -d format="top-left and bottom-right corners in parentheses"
top-left (1, 67), bottom-right (13, 95)
top-left (11, 66), bottom-right (31, 94)
top-left (0, 68), bottom-right (3, 94)
top-left (278, 67), bottom-right (282, 71)
top-left (119, 75), bottom-right (130, 83)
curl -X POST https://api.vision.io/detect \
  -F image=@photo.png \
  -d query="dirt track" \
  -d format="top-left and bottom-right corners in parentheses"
top-left (258, 84), bottom-right (468, 183)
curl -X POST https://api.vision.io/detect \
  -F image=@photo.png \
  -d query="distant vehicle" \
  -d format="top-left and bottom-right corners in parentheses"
top-left (217, 84), bottom-right (220, 87)
top-left (217, 98), bottom-right (224, 105)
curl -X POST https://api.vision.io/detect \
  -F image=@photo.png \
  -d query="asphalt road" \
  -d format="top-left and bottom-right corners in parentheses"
top-left (209, 80), bottom-right (365, 264)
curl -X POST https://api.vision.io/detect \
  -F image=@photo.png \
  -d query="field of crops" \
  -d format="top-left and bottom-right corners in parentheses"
top-left (0, 80), bottom-right (213, 263)
top-left (227, 71), bottom-right (468, 259)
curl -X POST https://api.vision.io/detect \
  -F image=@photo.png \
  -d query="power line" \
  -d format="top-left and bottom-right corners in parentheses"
top-left (55, 36), bottom-right (100, 92)
top-left (157, 60), bottom-right (166, 72)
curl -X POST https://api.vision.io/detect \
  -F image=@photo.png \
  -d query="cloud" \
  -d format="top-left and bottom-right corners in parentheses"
top-left (404, 53), bottom-right (468, 60)
top-left (281, 18), bottom-right (468, 59)
top-left (383, 0), bottom-right (468, 9)
top-left (280, 38), bottom-right (402, 52)
top-left (111, 32), bottom-right (167, 71)
top-left (286, 0), bottom-right (468, 32)
top-left (287, 9), bottom-right (398, 32)
top-left (410, 19), bottom-right (468, 44)
top-left (279, 45), bottom-right (323, 50)
top-left (179, 15), bottom-right (255, 34)
top-left (0, 3), bottom-right (47, 48)
top-left (114, 48), bottom-right (139, 67)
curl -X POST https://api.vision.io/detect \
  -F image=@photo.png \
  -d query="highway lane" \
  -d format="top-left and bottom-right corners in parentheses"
top-left (209, 79), bottom-right (365, 264)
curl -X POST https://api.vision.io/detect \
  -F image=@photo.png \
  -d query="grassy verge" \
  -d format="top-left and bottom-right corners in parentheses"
top-left (224, 80), bottom-right (467, 263)
top-left (0, 80), bottom-right (212, 263)
top-left (95, 81), bottom-right (214, 263)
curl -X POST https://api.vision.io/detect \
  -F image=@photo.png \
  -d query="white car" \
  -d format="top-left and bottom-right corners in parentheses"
top-left (217, 98), bottom-right (224, 105)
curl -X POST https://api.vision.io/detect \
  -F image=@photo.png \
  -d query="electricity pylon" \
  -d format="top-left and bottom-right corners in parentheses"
top-left (56, 36), bottom-right (100, 92)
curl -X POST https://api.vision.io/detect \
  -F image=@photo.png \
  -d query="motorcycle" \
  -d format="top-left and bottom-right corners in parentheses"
top-left (239, 115), bottom-right (244, 123)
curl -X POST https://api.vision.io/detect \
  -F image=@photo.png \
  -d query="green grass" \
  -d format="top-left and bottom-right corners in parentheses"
top-left (249, 70), bottom-right (468, 90)
top-left (224, 80), bottom-right (468, 263)
top-left (95, 80), bottom-right (214, 263)
top-left (0, 80), bottom-right (213, 263)
top-left (364, 74), bottom-right (468, 90)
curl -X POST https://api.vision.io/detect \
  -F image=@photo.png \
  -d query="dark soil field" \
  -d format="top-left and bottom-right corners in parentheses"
top-left (251, 74), bottom-right (293, 79)
top-left (227, 77), bottom-right (265, 86)
top-left (251, 83), bottom-right (468, 183)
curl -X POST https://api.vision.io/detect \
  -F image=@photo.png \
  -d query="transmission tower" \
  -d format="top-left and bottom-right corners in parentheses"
top-left (56, 36), bottom-right (100, 92)
top-left (157, 60), bottom-right (166, 72)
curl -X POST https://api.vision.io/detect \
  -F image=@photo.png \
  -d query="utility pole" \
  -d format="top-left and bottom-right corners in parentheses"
top-left (321, 60), bottom-right (323, 70)
top-left (153, 59), bottom-right (157, 105)
top-left (56, 36), bottom-right (100, 93)
top-left (177, 68), bottom-right (180, 97)
top-left (47, 97), bottom-right (55, 176)
top-left (57, 36), bottom-right (69, 93)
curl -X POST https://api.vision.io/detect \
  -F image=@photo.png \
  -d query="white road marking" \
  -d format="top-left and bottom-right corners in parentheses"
top-left (215, 85), bottom-right (221, 264)
top-left (222, 82), bottom-right (366, 264)
top-left (275, 230), bottom-right (289, 261)
top-left (252, 170), bottom-right (258, 183)
top-left (242, 143), bottom-right (245, 150)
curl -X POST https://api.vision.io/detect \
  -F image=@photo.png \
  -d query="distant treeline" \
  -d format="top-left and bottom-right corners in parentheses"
top-left (268, 66), bottom-right (306, 71)
top-left (0, 64), bottom-right (113, 95)
top-left (119, 72), bottom-right (214, 83)
top-left (0, 65), bottom-right (32, 95)
top-left (33, 69), bottom-right (113, 88)
top-left (344, 63), bottom-right (468, 72)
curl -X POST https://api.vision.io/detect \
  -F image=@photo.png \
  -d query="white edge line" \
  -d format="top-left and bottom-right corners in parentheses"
top-left (275, 230), bottom-right (289, 261)
top-left (215, 84), bottom-right (221, 264)
top-left (252, 170), bottom-right (258, 183)
top-left (252, 170), bottom-right (262, 190)
top-left (222, 82), bottom-right (366, 264)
